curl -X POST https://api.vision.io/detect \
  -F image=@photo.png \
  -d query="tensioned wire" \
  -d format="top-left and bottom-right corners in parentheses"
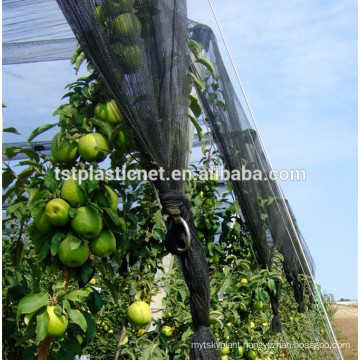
top-left (207, 2), bottom-right (342, 358)
top-left (206, 1), bottom-right (344, 359)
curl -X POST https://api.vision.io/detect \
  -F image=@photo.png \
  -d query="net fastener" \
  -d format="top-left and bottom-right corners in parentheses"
top-left (173, 215), bottom-right (191, 253)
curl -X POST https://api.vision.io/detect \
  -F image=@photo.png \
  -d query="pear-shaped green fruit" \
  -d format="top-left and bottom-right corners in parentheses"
top-left (46, 306), bottom-right (68, 336)
top-left (113, 128), bottom-right (136, 155)
top-left (113, 44), bottom-right (142, 74)
top-left (127, 301), bottom-right (152, 327)
top-left (58, 235), bottom-right (90, 267)
top-left (45, 199), bottom-right (70, 227)
top-left (94, 100), bottom-right (123, 124)
top-left (71, 206), bottom-right (103, 239)
top-left (94, 185), bottom-right (118, 210)
top-left (90, 230), bottom-right (116, 258)
top-left (51, 132), bottom-right (78, 163)
top-left (78, 133), bottom-right (110, 163)
top-left (112, 13), bottom-right (141, 44)
top-left (251, 300), bottom-right (263, 312)
top-left (61, 178), bottom-right (86, 207)
top-left (34, 208), bottom-right (52, 234)
top-left (160, 326), bottom-right (173, 337)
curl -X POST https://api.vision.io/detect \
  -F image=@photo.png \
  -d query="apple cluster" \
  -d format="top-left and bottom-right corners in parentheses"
top-left (33, 99), bottom-right (134, 272)
top-left (95, 0), bottom-right (157, 75)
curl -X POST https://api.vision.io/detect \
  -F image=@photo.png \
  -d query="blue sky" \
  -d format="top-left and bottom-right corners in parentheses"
top-left (3, 0), bottom-right (358, 299)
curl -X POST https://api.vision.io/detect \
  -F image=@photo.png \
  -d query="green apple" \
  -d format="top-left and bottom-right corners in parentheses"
top-left (94, 100), bottom-right (123, 124)
top-left (247, 350), bottom-right (257, 360)
top-left (45, 199), bottom-right (70, 227)
top-left (112, 43), bottom-right (142, 74)
top-left (249, 321), bottom-right (255, 329)
top-left (113, 128), bottom-right (136, 154)
top-left (34, 208), bottom-right (52, 234)
top-left (94, 185), bottom-right (118, 210)
top-left (240, 278), bottom-right (248, 285)
top-left (61, 177), bottom-right (86, 207)
top-left (71, 206), bottom-right (103, 239)
top-left (112, 13), bottom-right (141, 44)
top-left (220, 346), bottom-right (230, 355)
top-left (126, 301), bottom-right (152, 326)
top-left (236, 346), bottom-right (245, 356)
top-left (251, 300), bottom-right (263, 312)
top-left (51, 132), bottom-right (78, 163)
top-left (46, 306), bottom-right (68, 337)
top-left (90, 230), bottom-right (116, 258)
top-left (78, 133), bottom-right (110, 163)
top-left (160, 326), bottom-right (173, 337)
top-left (58, 235), bottom-right (90, 267)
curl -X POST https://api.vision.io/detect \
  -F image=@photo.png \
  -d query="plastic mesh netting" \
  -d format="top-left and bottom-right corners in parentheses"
top-left (188, 23), bottom-right (315, 327)
top-left (54, 0), bottom-right (219, 358)
top-left (3, 0), bottom-right (317, 350)
top-left (3, 0), bottom-right (76, 64)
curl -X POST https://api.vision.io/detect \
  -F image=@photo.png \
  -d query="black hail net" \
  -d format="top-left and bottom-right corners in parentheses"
top-left (188, 22), bottom-right (316, 331)
top-left (54, 0), bottom-right (219, 358)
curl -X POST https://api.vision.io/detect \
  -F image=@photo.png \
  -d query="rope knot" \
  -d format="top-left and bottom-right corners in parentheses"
top-left (159, 190), bottom-right (191, 222)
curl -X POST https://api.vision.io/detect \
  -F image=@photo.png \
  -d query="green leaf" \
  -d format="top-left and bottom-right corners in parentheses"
top-left (260, 213), bottom-right (268, 221)
top-left (44, 168), bottom-right (59, 193)
top-left (92, 118), bottom-right (115, 142)
top-left (2, 167), bottom-right (15, 190)
top-left (201, 140), bottom-right (208, 155)
top-left (189, 94), bottom-right (202, 118)
top-left (27, 123), bottom-right (58, 143)
top-left (268, 278), bottom-right (276, 294)
top-left (68, 309), bottom-right (87, 332)
top-left (65, 288), bottom-right (92, 302)
top-left (54, 343), bottom-right (74, 360)
top-left (188, 39), bottom-right (202, 58)
top-left (68, 235), bottom-right (82, 251)
top-left (50, 232), bottom-right (66, 256)
top-left (103, 207), bottom-right (119, 225)
top-left (86, 289), bottom-right (103, 314)
top-left (196, 57), bottom-right (218, 79)
top-left (80, 259), bottom-right (94, 284)
top-left (82, 312), bottom-right (96, 339)
top-left (143, 343), bottom-right (159, 360)
top-left (3, 127), bottom-right (21, 135)
top-left (189, 73), bottom-right (206, 92)
top-left (17, 290), bottom-right (49, 320)
top-left (121, 347), bottom-right (135, 360)
top-left (101, 276), bottom-right (119, 303)
top-left (189, 114), bottom-right (204, 140)
top-left (35, 308), bottom-right (50, 344)
top-left (82, 179), bottom-right (99, 196)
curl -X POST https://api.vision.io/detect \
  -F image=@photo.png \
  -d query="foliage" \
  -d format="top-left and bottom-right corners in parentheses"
top-left (2, 44), bottom-right (337, 360)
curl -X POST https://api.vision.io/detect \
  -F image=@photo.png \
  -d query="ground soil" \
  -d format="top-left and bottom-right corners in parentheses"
top-left (331, 304), bottom-right (358, 360)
